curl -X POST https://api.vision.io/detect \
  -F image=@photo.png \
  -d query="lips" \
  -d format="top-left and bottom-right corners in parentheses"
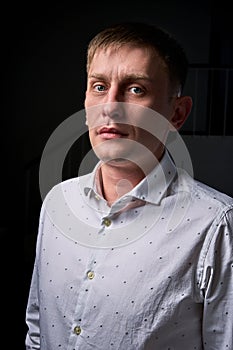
top-left (98, 127), bottom-right (128, 139)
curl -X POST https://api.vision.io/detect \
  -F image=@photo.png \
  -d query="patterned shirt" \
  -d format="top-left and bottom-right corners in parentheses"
top-left (25, 150), bottom-right (233, 350)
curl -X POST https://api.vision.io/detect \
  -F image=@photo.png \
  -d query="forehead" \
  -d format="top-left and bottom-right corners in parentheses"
top-left (88, 45), bottom-right (168, 76)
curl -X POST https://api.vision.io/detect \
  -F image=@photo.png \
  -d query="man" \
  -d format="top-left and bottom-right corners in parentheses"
top-left (25, 22), bottom-right (233, 349)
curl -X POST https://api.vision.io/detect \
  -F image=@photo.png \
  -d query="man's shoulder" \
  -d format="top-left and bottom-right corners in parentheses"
top-left (57, 172), bottom-right (92, 188)
top-left (184, 172), bottom-right (233, 212)
top-left (176, 169), bottom-right (233, 210)
top-left (195, 180), bottom-right (233, 204)
top-left (42, 173), bottom-right (92, 201)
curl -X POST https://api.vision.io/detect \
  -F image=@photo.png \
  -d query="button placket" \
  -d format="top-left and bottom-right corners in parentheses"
top-left (87, 271), bottom-right (95, 280)
top-left (102, 217), bottom-right (112, 227)
top-left (73, 325), bottom-right (82, 335)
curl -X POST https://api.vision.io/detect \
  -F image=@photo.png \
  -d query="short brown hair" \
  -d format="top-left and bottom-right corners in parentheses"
top-left (86, 21), bottom-right (188, 94)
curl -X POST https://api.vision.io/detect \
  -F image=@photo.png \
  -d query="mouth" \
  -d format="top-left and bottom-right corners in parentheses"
top-left (98, 127), bottom-right (128, 139)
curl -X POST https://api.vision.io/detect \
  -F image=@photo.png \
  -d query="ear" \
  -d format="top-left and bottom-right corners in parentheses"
top-left (169, 96), bottom-right (193, 131)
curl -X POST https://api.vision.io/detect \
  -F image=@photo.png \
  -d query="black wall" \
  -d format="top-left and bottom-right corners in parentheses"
top-left (2, 1), bottom-right (232, 348)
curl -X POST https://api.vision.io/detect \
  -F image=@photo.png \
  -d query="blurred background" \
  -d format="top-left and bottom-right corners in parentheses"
top-left (2, 1), bottom-right (232, 348)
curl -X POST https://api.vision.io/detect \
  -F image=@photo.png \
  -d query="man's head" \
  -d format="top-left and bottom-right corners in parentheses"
top-left (86, 21), bottom-right (189, 96)
top-left (84, 22), bottom-right (192, 169)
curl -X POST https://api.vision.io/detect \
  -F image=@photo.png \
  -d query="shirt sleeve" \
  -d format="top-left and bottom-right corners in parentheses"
top-left (25, 261), bottom-right (40, 349)
top-left (200, 206), bottom-right (233, 349)
top-left (25, 197), bottom-right (47, 349)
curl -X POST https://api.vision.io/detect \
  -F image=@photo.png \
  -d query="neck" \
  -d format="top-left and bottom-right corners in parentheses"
top-left (99, 158), bottom-right (158, 205)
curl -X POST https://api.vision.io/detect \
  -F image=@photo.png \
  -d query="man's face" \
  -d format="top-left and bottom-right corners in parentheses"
top-left (84, 45), bottom-right (177, 166)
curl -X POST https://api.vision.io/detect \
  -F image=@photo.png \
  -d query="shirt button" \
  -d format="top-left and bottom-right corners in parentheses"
top-left (73, 325), bottom-right (81, 335)
top-left (87, 271), bottom-right (95, 279)
top-left (103, 218), bottom-right (111, 227)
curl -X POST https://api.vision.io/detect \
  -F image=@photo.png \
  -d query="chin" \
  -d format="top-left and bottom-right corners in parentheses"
top-left (92, 142), bottom-right (132, 162)
top-left (95, 153), bottom-right (129, 163)
top-left (107, 158), bottom-right (129, 164)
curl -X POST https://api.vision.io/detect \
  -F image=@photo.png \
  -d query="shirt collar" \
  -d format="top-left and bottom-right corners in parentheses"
top-left (82, 149), bottom-right (177, 205)
top-left (129, 149), bottom-right (177, 204)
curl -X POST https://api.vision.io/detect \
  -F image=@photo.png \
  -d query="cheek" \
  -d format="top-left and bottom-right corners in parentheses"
top-left (137, 128), bottom-right (154, 143)
top-left (88, 129), bottom-right (96, 146)
top-left (85, 104), bottom-right (105, 130)
top-left (136, 128), bottom-right (164, 153)
top-left (84, 91), bottom-right (95, 108)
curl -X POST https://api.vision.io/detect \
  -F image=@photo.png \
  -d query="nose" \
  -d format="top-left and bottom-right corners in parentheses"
top-left (102, 102), bottom-right (124, 120)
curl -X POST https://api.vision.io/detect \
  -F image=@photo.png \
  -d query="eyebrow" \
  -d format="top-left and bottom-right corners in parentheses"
top-left (88, 73), bottom-right (153, 83)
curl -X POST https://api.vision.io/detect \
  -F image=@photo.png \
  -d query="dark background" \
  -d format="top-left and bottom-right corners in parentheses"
top-left (2, 1), bottom-right (233, 348)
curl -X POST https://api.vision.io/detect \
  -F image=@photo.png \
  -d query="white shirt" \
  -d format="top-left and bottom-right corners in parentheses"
top-left (25, 150), bottom-right (233, 350)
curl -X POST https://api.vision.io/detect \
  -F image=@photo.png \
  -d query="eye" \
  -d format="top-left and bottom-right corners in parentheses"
top-left (129, 86), bottom-right (144, 94)
top-left (94, 84), bottom-right (106, 92)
